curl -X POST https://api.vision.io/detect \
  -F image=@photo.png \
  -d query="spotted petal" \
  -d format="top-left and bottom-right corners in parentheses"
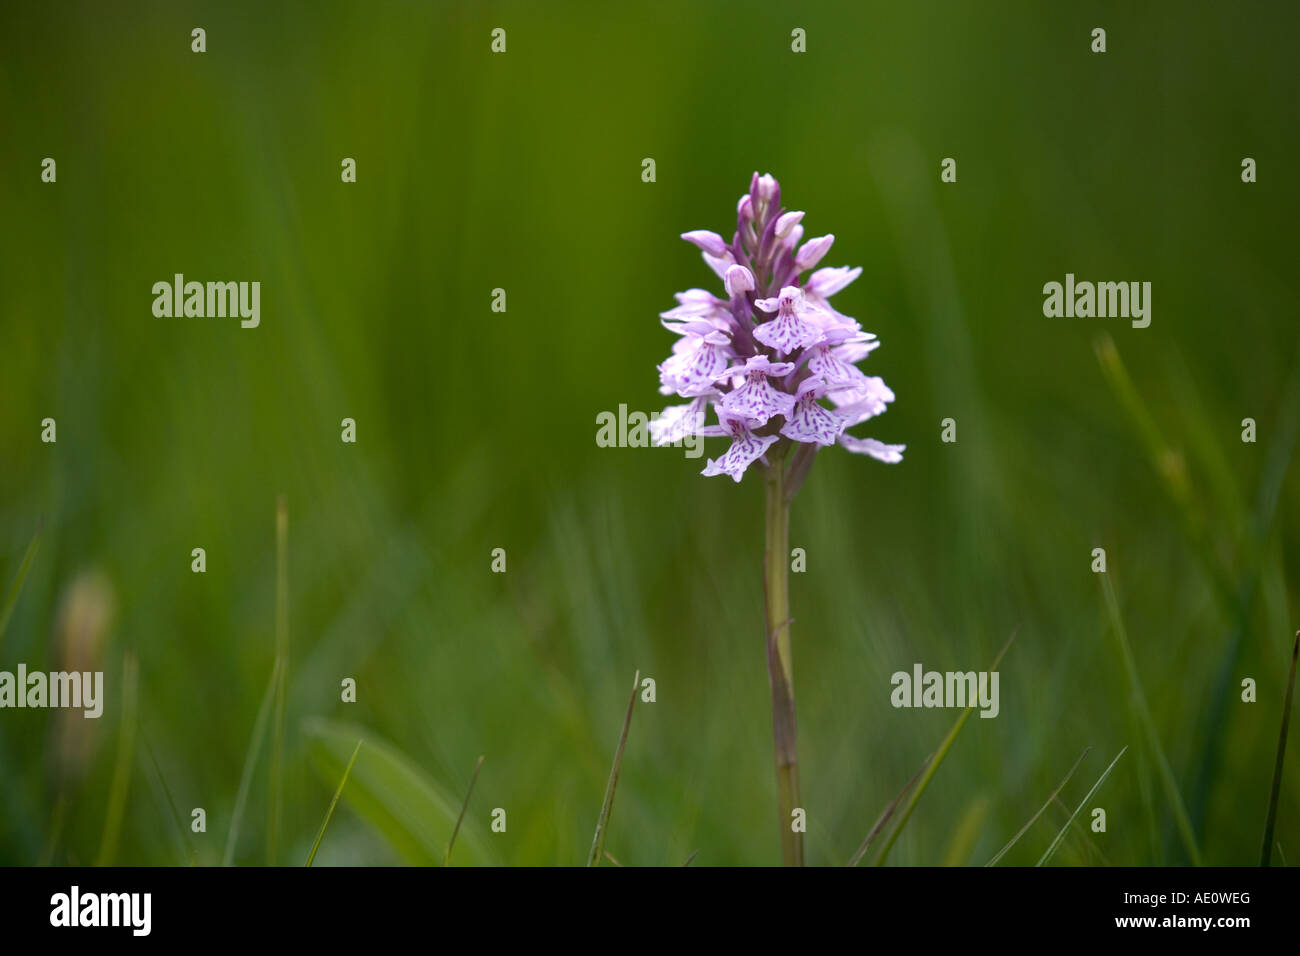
top-left (838, 435), bottom-right (905, 463)
top-left (753, 309), bottom-right (821, 354)
top-left (650, 396), bottom-right (711, 446)
top-left (658, 333), bottom-right (731, 397)
top-left (701, 421), bottom-right (779, 482)
top-left (780, 380), bottom-right (845, 446)
top-left (719, 374), bottom-right (795, 426)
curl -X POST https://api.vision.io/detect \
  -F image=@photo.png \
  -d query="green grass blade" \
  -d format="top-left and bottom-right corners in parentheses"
top-left (1186, 361), bottom-right (1300, 844)
top-left (445, 754), bottom-right (484, 867)
top-left (986, 746), bottom-right (1091, 866)
top-left (268, 496), bottom-right (289, 865)
top-left (39, 796), bottom-right (68, 866)
top-left (0, 517), bottom-right (43, 649)
top-left (587, 669), bottom-right (640, 867)
top-left (1094, 334), bottom-right (1235, 608)
top-left (223, 658), bottom-right (281, 866)
top-left (1048, 795), bottom-right (1113, 865)
top-left (1162, 351), bottom-right (1245, 531)
top-left (304, 718), bottom-right (490, 866)
top-left (1093, 335), bottom-right (1196, 519)
top-left (871, 713), bottom-right (972, 866)
top-left (1097, 336), bottom-right (1300, 856)
top-left (847, 753), bottom-right (931, 866)
top-left (873, 631), bottom-right (1016, 866)
top-left (1037, 746), bottom-right (1127, 866)
top-left (941, 796), bottom-right (991, 866)
top-left (143, 734), bottom-right (198, 866)
top-left (305, 738), bottom-right (362, 867)
top-left (96, 651), bottom-right (139, 866)
top-left (1101, 574), bottom-right (1202, 864)
top-left (1260, 632), bottom-right (1299, 866)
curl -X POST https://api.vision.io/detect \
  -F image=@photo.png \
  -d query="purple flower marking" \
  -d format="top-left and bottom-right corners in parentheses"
top-left (701, 416), bottom-right (781, 482)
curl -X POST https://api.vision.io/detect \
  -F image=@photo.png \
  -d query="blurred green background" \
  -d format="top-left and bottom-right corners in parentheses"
top-left (1, 0), bottom-right (1298, 866)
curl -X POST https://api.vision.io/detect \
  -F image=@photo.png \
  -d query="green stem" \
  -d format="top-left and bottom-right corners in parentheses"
top-left (764, 455), bottom-right (803, 866)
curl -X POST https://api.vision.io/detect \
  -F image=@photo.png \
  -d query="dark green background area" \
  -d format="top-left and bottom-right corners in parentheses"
top-left (1, 0), bottom-right (1297, 865)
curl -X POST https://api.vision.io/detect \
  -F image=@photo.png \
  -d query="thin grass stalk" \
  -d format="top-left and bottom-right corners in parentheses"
top-left (847, 753), bottom-right (931, 866)
top-left (445, 755), bottom-right (484, 867)
top-left (0, 517), bottom-right (43, 649)
top-left (1260, 632), bottom-right (1299, 866)
top-left (587, 669), bottom-right (639, 866)
top-left (873, 631), bottom-right (1016, 865)
top-left (268, 496), bottom-right (289, 864)
top-left (1100, 574), bottom-right (1201, 864)
top-left (96, 651), bottom-right (138, 866)
top-left (305, 738), bottom-right (362, 867)
top-left (986, 746), bottom-right (1091, 866)
top-left (1036, 746), bottom-right (1127, 866)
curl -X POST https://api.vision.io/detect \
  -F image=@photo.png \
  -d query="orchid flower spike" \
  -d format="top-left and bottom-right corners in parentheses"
top-left (652, 173), bottom-right (903, 485)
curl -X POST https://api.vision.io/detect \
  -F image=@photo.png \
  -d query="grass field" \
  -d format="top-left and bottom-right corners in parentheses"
top-left (1, 0), bottom-right (1297, 866)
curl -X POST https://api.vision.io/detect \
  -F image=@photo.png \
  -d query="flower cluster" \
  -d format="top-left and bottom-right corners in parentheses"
top-left (652, 172), bottom-right (904, 482)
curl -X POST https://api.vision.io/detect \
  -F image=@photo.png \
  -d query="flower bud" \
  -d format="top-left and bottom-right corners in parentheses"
top-left (681, 230), bottom-right (729, 258)
top-left (724, 264), bottom-right (756, 296)
top-left (795, 234), bottom-right (834, 271)
top-left (775, 210), bottom-right (804, 239)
